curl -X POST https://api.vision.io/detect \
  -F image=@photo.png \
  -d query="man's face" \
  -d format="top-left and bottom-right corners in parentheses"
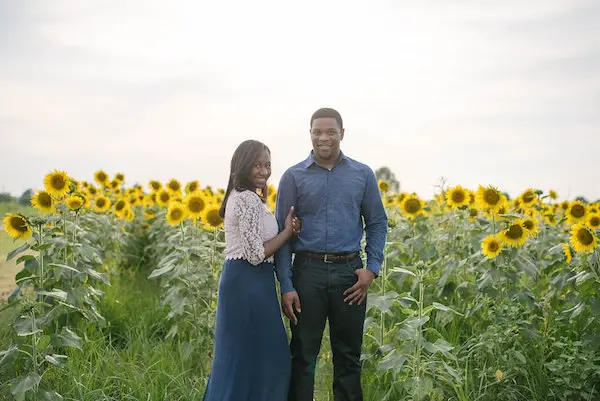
top-left (310, 117), bottom-right (344, 162)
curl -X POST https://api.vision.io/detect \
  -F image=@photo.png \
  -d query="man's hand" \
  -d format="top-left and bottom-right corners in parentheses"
top-left (343, 269), bottom-right (375, 305)
top-left (282, 291), bottom-right (301, 325)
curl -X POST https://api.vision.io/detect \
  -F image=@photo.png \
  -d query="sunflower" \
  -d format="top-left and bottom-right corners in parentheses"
top-left (562, 243), bottom-right (572, 264)
top-left (4, 213), bottom-right (32, 239)
top-left (148, 180), bottom-right (162, 192)
top-left (468, 208), bottom-right (479, 221)
top-left (166, 179), bottom-right (182, 194)
top-left (589, 206), bottom-right (599, 215)
top-left (87, 186), bottom-right (98, 196)
top-left (202, 205), bottom-right (224, 230)
top-left (400, 194), bottom-right (426, 218)
top-left (44, 169), bottom-right (70, 198)
top-left (114, 198), bottom-right (128, 215)
top-left (66, 195), bottom-right (85, 211)
top-left (476, 185), bottom-right (505, 213)
top-left (185, 180), bottom-right (200, 194)
top-left (267, 191), bottom-right (277, 210)
top-left (445, 186), bottom-right (470, 209)
top-left (587, 213), bottom-right (600, 229)
top-left (499, 221), bottom-right (529, 248)
top-left (128, 194), bottom-right (139, 206)
top-left (560, 200), bottom-right (570, 210)
top-left (565, 201), bottom-right (587, 224)
top-left (481, 234), bottom-right (503, 259)
top-left (120, 207), bottom-right (134, 222)
top-left (143, 195), bottom-right (154, 208)
top-left (94, 170), bottom-right (109, 186)
top-left (93, 195), bottom-right (111, 213)
top-left (166, 202), bottom-right (187, 226)
top-left (548, 190), bottom-right (558, 200)
top-left (521, 217), bottom-right (539, 236)
top-left (144, 209), bottom-right (157, 220)
top-left (114, 172), bottom-right (125, 183)
top-left (378, 180), bottom-right (390, 193)
top-left (109, 180), bottom-right (120, 191)
top-left (569, 224), bottom-right (598, 253)
top-left (156, 189), bottom-right (171, 207)
top-left (31, 190), bottom-right (55, 214)
top-left (183, 191), bottom-right (207, 219)
top-left (519, 188), bottom-right (538, 207)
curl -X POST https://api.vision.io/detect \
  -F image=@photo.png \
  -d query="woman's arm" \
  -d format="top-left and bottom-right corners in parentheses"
top-left (234, 191), bottom-right (293, 265)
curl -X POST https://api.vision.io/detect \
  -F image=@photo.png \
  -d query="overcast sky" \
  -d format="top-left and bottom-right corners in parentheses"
top-left (1, 0), bottom-right (599, 201)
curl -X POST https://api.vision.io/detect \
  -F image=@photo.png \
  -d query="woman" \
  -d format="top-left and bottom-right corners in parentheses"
top-left (203, 139), bottom-right (299, 401)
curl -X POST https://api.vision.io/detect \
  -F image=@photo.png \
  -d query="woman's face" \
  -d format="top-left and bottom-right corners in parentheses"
top-left (249, 148), bottom-right (271, 189)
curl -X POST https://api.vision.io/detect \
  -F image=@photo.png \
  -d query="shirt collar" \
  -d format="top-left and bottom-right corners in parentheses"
top-left (302, 150), bottom-right (347, 169)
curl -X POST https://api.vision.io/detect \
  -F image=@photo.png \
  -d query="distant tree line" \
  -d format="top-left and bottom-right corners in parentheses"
top-left (0, 189), bottom-right (33, 205)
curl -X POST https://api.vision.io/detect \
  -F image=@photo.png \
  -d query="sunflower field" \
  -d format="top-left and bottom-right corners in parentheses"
top-left (1, 170), bottom-right (600, 401)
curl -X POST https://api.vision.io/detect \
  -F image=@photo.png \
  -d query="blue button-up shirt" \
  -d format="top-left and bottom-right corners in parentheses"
top-left (274, 151), bottom-right (388, 293)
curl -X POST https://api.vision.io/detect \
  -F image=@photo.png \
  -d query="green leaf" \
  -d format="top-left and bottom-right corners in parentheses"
top-left (390, 267), bottom-right (417, 277)
top-left (48, 263), bottom-right (81, 273)
top-left (16, 254), bottom-right (36, 265)
top-left (403, 316), bottom-right (429, 329)
top-left (0, 346), bottom-right (19, 372)
top-left (513, 350), bottom-right (527, 364)
top-left (15, 267), bottom-right (36, 284)
top-left (432, 302), bottom-right (464, 316)
top-left (38, 289), bottom-right (68, 302)
top-left (377, 349), bottom-right (408, 373)
top-left (14, 316), bottom-right (42, 337)
top-left (10, 372), bottom-right (41, 401)
top-left (148, 262), bottom-right (176, 279)
top-left (38, 389), bottom-right (63, 401)
top-left (44, 354), bottom-right (68, 367)
top-left (7, 243), bottom-right (30, 262)
top-left (51, 327), bottom-right (82, 350)
top-left (86, 268), bottom-right (110, 285)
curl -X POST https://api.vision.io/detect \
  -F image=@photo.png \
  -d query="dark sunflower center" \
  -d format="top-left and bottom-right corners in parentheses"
top-left (522, 192), bottom-right (535, 203)
top-left (96, 198), bottom-right (106, 208)
top-left (116, 174), bottom-right (124, 181)
top-left (206, 210), bottom-right (223, 227)
top-left (171, 209), bottom-right (183, 220)
top-left (571, 205), bottom-right (585, 218)
top-left (39, 192), bottom-right (52, 207)
top-left (189, 198), bottom-right (205, 213)
top-left (523, 220), bottom-right (534, 230)
top-left (562, 202), bottom-right (569, 209)
top-left (451, 190), bottom-right (465, 203)
top-left (97, 172), bottom-right (107, 182)
top-left (488, 241), bottom-right (499, 252)
top-left (505, 224), bottom-right (524, 239)
top-left (116, 201), bottom-right (126, 212)
top-left (160, 193), bottom-right (170, 202)
top-left (51, 175), bottom-right (66, 190)
top-left (404, 199), bottom-right (421, 214)
top-left (10, 216), bottom-right (28, 233)
top-left (89, 188), bottom-right (97, 195)
top-left (577, 228), bottom-right (594, 246)
top-left (469, 209), bottom-right (478, 217)
top-left (168, 182), bottom-right (180, 191)
top-left (484, 190), bottom-right (500, 205)
top-left (469, 193), bottom-right (475, 203)
top-left (189, 183), bottom-right (198, 192)
top-left (151, 182), bottom-right (160, 190)
top-left (69, 199), bottom-right (82, 208)
top-left (590, 216), bottom-right (600, 227)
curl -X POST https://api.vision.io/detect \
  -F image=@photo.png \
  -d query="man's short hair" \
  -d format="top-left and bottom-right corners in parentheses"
top-left (310, 108), bottom-right (343, 130)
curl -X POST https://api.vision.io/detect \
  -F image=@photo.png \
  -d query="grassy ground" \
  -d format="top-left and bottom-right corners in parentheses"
top-left (0, 202), bottom-right (34, 300)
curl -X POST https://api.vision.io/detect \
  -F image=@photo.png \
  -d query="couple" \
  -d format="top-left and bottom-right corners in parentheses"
top-left (203, 108), bottom-right (388, 401)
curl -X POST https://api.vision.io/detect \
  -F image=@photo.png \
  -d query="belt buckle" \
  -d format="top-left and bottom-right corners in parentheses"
top-left (323, 254), bottom-right (333, 264)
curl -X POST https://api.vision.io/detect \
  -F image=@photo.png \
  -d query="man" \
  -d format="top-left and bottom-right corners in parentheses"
top-left (274, 107), bottom-right (388, 401)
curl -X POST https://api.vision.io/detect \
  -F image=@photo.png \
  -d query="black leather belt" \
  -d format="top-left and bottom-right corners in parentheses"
top-left (297, 252), bottom-right (360, 264)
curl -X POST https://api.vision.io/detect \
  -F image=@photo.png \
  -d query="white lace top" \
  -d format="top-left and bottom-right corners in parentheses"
top-left (224, 189), bottom-right (279, 265)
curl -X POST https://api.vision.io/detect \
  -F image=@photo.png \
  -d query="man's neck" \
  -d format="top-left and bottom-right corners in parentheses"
top-left (313, 150), bottom-right (341, 169)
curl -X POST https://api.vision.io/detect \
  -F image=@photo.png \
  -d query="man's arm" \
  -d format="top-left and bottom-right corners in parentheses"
top-left (274, 169), bottom-right (297, 294)
top-left (361, 167), bottom-right (388, 277)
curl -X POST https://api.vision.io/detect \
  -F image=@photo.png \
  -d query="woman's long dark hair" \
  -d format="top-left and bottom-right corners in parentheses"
top-left (219, 140), bottom-right (270, 218)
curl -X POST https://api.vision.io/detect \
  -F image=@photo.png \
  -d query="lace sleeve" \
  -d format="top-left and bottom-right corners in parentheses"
top-left (232, 191), bottom-right (266, 266)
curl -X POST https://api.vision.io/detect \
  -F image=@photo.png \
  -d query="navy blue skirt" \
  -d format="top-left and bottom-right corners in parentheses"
top-left (203, 258), bottom-right (291, 401)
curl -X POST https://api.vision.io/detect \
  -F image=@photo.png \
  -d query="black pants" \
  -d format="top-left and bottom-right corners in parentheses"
top-left (288, 254), bottom-right (367, 401)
